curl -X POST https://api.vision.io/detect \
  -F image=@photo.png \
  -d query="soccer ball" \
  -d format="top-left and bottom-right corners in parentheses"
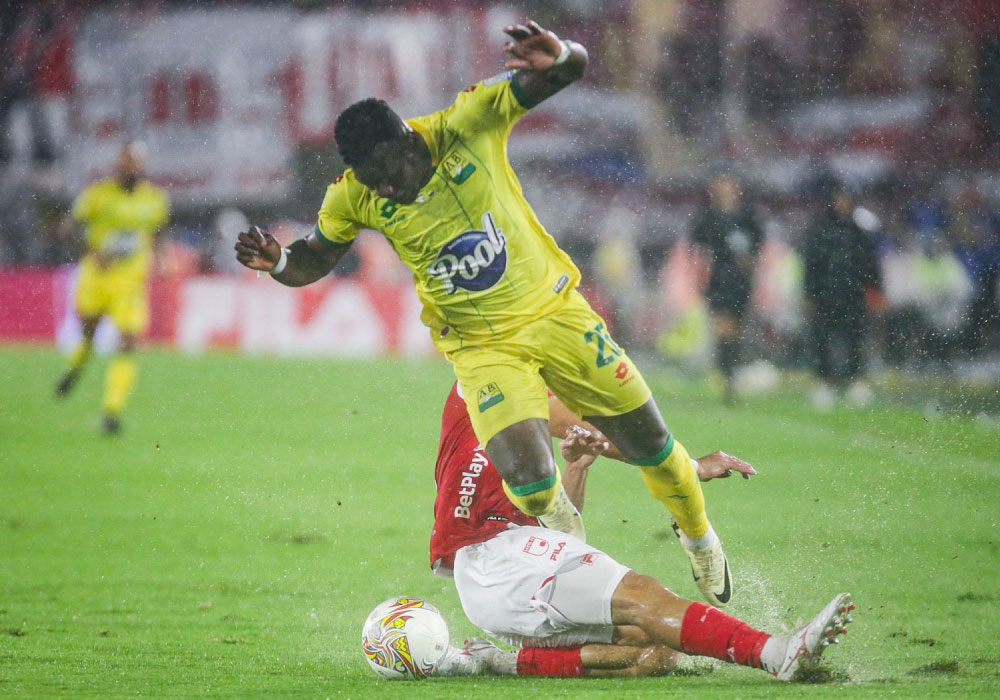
top-left (361, 596), bottom-right (450, 680)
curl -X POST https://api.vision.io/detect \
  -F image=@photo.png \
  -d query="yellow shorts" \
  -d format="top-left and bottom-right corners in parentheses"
top-left (76, 260), bottom-right (149, 335)
top-left (447, 291), bottom-right (652, 446)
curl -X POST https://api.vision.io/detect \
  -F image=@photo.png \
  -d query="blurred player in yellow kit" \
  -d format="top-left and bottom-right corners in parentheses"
top-left (54, 141), bottom-right (170, 435)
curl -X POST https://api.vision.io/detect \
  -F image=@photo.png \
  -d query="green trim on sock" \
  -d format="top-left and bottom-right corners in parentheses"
top-left (632, 434), bottom-right (675, 467)
top-left (507, 473), bottom-right (558, 497)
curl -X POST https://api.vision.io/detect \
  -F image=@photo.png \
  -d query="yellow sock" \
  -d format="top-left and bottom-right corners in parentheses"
top-left (502, 469), bottom-right (562, 517)
top-left (69, 339), bottom-right (94, 371)
top-left (636, 436), bottom-right (710, 538)
top-left (102, 355), bottom-right (137, 416)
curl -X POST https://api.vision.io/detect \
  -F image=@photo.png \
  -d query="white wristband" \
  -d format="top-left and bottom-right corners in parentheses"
top-left (270, 247), bottom-right (289, 276)
top-left (553, 40), bottom-right (571, 66)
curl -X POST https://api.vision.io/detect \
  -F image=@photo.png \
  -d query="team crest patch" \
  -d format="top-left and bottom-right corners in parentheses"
top-left (477, 383), bottom-right (505, 412)
top-left (444, 153), bottom-right (476, 184)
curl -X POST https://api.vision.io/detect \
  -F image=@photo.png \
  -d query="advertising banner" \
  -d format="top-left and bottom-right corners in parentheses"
top-left (0, 269), bottom-right (436, 357)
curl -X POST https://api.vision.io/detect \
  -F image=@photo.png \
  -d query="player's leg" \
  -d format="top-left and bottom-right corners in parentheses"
top-left (57, 263), bottom-right (105, 397)
top-left (101, 280), bottom-right (148, 434)
top-left (56, 314), bottom-right (100, 397)
top-left (536, 292), bottom-right (710, 536)
top-left (595, 402), bottom-right (731, 606)
top-left (101, 332), bottom-right (138, 435)
top-left (610, 571), bottom-right (854, 681)
top-left (579, 643), bottom-right (681, 678)
top-left (448, 345), bottom-right (580, 530)
top-left (711, 309), bottom-right (742, 403)
top-left (484, 417), bottom-right (557, 508)
top-left (810, 309), bottom-right (838, 409)
top-left (540, 292), bottom-right (728, 604)
top-left (440, 640), bottom-right (680, 678)
top-left (485, 419), bottom-right (585, 537)
top-left (584, 398), bottom-right (708, 537)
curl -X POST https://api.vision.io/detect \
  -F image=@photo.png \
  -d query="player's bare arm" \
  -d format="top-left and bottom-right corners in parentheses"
top-left (548, 395), bottom-right (625, 461)
top-left (234, 225), bottom-right (350, 287)
top-left (503, 20), bottom-right (588, 109)
top-left (560, 425), bottom-right (607, 512)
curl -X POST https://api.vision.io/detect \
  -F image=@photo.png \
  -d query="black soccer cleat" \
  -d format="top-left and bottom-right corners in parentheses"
top-left (101, 414), bottom-right (122, 436)
top-left (55, 371), bottom-right (80, 398)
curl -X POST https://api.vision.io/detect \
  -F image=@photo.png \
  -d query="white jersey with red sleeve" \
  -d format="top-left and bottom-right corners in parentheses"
top-left (430, 383), bottom-right (537, 575)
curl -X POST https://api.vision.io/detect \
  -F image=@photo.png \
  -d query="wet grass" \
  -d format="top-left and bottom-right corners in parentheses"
top-left (2, 347), bottom-right (998, 698)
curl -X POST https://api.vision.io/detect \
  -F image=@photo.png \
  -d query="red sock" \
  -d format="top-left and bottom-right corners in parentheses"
top-left (516, 646), bottom-right (585, 677)
top-left (679, 603), bottom-right (770, 669)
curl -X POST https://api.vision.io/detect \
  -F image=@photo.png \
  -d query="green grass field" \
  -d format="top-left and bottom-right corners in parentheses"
top-left (2, 347), bottom-right (998, 698)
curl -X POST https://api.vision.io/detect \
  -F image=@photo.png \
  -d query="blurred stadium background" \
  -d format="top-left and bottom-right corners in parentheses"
top-left (1, 0), bottom-right (998, 395)
top-left (3, 2), bottom-right (1000, 696)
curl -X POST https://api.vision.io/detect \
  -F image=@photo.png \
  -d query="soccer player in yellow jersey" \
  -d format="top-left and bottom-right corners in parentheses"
top-left (236, 21), bottom-right (734, 606)
top-left (55, 141), bottom-right (170, 436)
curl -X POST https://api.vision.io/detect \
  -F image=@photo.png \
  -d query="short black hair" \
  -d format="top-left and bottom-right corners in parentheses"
top-left (334, 98), bottom-right (404, 168)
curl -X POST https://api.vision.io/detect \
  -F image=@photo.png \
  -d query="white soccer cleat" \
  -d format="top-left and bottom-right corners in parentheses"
top-left (537, 485), bottom-right (586, 542)
top-left (673, 522), bottom-right (732, 607)
top-left (434, 638), bottom-right (503, 677)
top-left (764, 593), bottom-right (854, 681)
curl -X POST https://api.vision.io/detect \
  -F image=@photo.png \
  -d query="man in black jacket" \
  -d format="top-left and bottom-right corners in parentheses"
top-left (690, 175), bottom-right (765, 403)
top-left (802, 182), bottom-right (884, 409)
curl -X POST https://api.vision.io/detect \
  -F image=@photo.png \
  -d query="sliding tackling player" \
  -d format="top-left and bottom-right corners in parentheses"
top-left (429, 384), bottom-right (853, 679)
top-left (236, 19), bottom-right (732, 605)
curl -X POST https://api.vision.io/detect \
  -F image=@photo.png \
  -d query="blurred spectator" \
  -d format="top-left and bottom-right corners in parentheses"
top-left (802, 180), bottom-right (884, 409)
top-left (744, 36), bottom-right (793, 123)
top-left (949, 185), bottom-right (1000, 354)
top-left (0, 1), bottom-right (59, 164)
top-left (0, 167), bottom-right (44, 264)
top-left (689, 174), bottom-right (764, 403)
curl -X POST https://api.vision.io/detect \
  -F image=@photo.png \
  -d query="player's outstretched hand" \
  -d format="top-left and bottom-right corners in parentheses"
top-left (695, 451), bottom-right (757, 482)
top-left (560, 425), bottom-right (609, 469)
top-left (234, 225), bottom-right (282, 271)
top-left (503, 20), bottom-right (564, 72)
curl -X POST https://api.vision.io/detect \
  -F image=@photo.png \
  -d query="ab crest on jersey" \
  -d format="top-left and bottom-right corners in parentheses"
top-left (427, 211), bottom-right (507, 295)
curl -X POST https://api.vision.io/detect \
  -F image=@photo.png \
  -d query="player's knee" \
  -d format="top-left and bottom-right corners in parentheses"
top-left (612, 573), bottom-right (683, 627)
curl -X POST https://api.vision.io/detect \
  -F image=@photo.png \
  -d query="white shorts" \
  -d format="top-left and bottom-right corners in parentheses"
top-left (453, 526), bottom-right (631, 648)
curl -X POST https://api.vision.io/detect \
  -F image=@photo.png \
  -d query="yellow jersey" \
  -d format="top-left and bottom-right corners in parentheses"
top-left (72, 179), bottom-right (170, 280)
top-left (315, 71), bottom-right (581, 352)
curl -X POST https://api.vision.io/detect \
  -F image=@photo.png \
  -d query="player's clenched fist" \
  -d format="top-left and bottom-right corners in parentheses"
top-left (234, 225), bottom-right (281, 271)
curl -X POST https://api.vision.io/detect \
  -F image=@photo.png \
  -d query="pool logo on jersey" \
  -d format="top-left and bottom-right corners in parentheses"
top-left (428, 212), bottom-right (507, 295)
